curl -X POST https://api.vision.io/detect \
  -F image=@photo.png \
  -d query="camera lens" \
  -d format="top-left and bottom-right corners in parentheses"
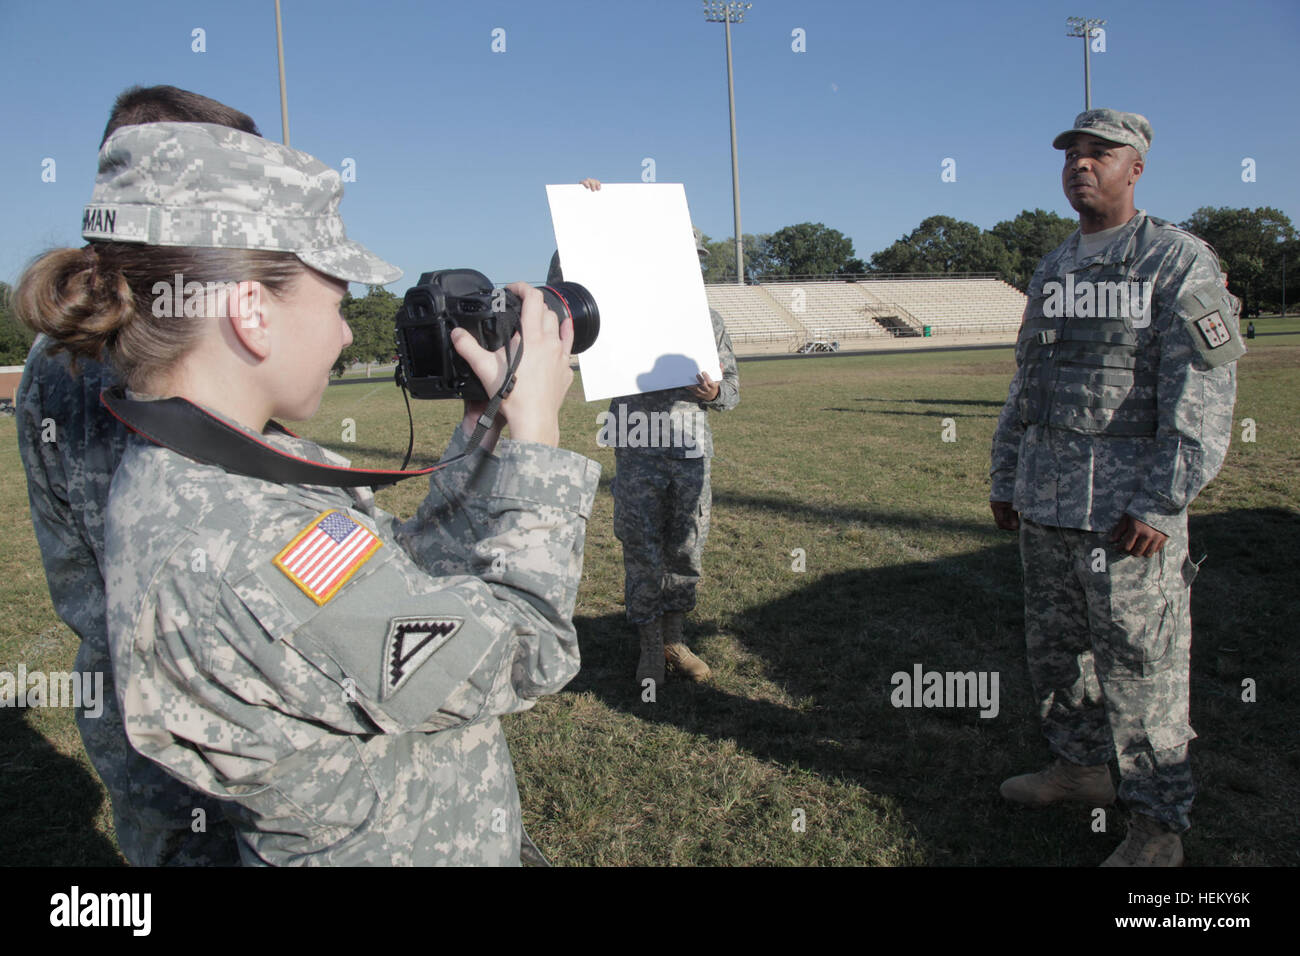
top-left (541, 281), bottom-right (600, 354)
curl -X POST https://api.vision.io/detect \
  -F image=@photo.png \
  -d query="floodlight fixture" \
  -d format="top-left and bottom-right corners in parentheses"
top-left (1066, 16), bottom-right (1107, 110)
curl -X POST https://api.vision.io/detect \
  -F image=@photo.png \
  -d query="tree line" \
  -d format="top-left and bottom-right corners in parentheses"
top-left (701, 206), bottom-right (1298, 317)
top-left (1, 205), bottom-right (1295, 367)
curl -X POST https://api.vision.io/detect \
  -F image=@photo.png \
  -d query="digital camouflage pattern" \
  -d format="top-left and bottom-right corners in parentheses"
top-left (613, 456), bottom-right (712, 624)
top-left (82, 122), bottom-right (400, 285)
top-left (991, 211), bottom-right (1241, 535)
top-left (1019, 517), bottom-right (1196, 832)
top-left (607, 309), bottom-right (740, 461)
top-left (991, 209), bottom-right (1241, 834)
top-left (15, 336), bottom-right (239, 865)
top-left (104, 411), bottom-right (599, 865)
top-left (1052, 108), bottom-right (1154, 157)
top-left (610, 309), bottom-right (738, 623)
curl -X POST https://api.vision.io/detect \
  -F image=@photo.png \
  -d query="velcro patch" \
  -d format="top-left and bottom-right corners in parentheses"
top-left (273, 510), bottom-right (382, 605)
top-left (1195, 311), bottom-right (1231, 348)
top-left (382, 617), bottom-right (463, 698)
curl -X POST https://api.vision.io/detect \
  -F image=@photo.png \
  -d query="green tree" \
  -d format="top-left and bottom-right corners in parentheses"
top-left (765, 223), bottom-right (865, 277)
top-left (1180, 207), bottom-right (1296, 315)
top-left (989, 209), bottom-right (1078, 290)
top-left (870, 215), bottom-right (1012, 277)
top-left (701, 233), bottom-right (774, 283)
top-left (0, 281), bottom-right (36, 366)
top-left (335, 286), bottom-right (401, 375)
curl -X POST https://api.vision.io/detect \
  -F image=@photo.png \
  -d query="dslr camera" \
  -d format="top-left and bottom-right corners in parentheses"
top-left (394, 269), bottom-right (599, 401)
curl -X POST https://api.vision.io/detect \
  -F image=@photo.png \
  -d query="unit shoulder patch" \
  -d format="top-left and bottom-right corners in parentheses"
top-left (1195, 311), bottom-right (1232, 349)
top-left (273, 509), bottom-right (382, 606)
top-left (1177, 282), bottom-right (1246, 368)
top-left (382, 617), bottom-right (463, 698)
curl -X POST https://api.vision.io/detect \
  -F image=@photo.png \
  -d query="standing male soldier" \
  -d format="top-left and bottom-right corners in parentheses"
top-left (549, 181), bottom-right (739, 687)
top-left (989, 110), bottom-right (1243, 866)
top-left (15, 86), bottom-right (249, 865)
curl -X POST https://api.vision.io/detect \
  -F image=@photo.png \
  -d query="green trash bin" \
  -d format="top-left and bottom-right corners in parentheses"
top-left (923, 325), bottom-right (932, 337)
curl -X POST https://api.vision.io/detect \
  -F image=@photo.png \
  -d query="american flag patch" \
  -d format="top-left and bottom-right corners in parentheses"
top-left (274, 510), bottom-right (382, 606)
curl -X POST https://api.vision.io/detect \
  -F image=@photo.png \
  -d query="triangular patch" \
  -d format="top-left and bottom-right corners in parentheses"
top-left (381, 617), bottom-right (462, 698)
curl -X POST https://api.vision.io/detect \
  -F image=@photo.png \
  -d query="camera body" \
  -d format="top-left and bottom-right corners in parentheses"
top-left (394, 269), bottom-right (598, 401)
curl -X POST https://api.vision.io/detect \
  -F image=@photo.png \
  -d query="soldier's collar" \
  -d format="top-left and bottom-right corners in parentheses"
top-left (1076, 210), bottom-right (1148, 268)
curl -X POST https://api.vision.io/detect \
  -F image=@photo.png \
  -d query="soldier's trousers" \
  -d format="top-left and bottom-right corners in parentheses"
top-left (1019, 517), bottom-right (1196, 832)
top-left (611, 452), bottom-right (711, 624)
top-left (76, 640), bottom-right (240, 865)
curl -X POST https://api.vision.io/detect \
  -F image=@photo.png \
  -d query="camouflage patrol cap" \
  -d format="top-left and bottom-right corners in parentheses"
top-left (1053, 109), bottom-right (1153, 158)
top-left (693, 226), bottom-right (708, 258)
top-left (80, 122), bottom-right (401, 285)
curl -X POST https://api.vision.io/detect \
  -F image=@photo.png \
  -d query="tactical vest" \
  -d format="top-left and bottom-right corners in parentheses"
top-left (1017, 216), bottom-right (1167, 437)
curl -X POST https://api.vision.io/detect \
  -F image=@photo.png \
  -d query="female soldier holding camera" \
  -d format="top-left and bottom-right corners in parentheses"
top-left (16, 121), bottom-right (598, 865)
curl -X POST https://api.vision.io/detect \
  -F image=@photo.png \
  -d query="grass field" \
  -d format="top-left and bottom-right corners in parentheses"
top-left (3, 328), bottom-right (1298, 866)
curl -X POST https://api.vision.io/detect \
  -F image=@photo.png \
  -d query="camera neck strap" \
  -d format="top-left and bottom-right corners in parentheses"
top-left (99, 336), bottom-right (523, 490)
top-left (101, 386), bottom-right (443, 487)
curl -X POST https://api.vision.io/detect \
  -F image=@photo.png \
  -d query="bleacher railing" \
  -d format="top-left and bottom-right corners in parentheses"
top-left (727, 329), bottom-right (796, 343)
top-left (706, 272), bottom-right (1005, 285)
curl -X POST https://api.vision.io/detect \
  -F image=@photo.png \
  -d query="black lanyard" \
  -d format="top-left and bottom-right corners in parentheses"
top-left (99, 387), bottom-right (448, 487)
top-left (99, 337), bottom-right (522, 488)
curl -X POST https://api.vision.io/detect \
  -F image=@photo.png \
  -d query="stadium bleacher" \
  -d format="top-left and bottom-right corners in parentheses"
top-left (854, 277), bottom-right (1028, 336)
top-left (705, 276), bottom-right (1027, 345)
top-left (704, 283), bottom-right (804, 343)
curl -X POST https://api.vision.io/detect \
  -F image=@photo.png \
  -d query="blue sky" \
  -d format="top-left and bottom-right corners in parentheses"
top-left (1, 0), bottom-right (1296, 291)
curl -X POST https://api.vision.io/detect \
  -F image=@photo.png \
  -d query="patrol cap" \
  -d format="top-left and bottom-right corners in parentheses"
top-left (1053, 109), bottom-right (1153, 158)
top-left (80, 122), bottom-right (401, 285)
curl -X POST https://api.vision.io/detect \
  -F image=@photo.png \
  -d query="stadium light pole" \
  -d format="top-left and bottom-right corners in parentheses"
top-left (275, 0), bottom-right (291, 146)
top-left (1066, 16), bottom-right (1106, 111)
top-left (704, 1), bottom-right (751, 285)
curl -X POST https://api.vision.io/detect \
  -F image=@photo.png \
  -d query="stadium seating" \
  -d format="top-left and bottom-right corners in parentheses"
top-left (704, 276), bottom-right (1027, 344)
top-left (853, 278), bottom-right (1027, 336)
top-left (703, 284), bottom-right (804, 343)
top-left (761, 282), bottom-right (890, 339)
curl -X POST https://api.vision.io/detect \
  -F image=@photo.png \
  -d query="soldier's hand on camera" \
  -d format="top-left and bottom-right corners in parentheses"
top-left (687, 371), bottom-right (720, 402)
top-left (450, 283), bottom-right (573, 447)
top-left (990, 500), bottom-right (1020, 531)
top-left (1110, 513), bottom-right (1168, 557)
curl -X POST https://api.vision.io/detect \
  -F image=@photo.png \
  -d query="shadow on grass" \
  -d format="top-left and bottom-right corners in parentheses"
top-left (822, 407), bottom-right (995, 419)
top-left (572, 506), bottom-right (1300, 866)
top-left (0, 708), bottom-right (123, 866)
top-left (852, 397), bottom-right (1007, 408)
top-left (712, 492), bottom-right (1000, 538)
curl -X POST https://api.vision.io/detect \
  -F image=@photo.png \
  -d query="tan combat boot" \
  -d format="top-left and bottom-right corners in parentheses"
top-left (1100, 813), bottom-right (1184, 867)
top-left (635, 618), bottom-right (664, 690)
top-left (999, 758), bottom-right (1116, 806)
top-left (662, 611), bottom-right (711, 681)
